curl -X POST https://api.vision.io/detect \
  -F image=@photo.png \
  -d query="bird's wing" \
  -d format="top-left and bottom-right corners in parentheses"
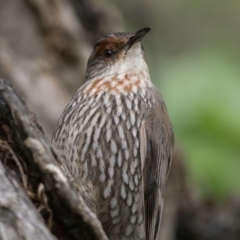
top-left (140, 96), bottom-right (174, 240)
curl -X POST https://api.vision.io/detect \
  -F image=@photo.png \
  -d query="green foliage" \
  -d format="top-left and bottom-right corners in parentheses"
top-left (155, 49), bottom-right (240, 199)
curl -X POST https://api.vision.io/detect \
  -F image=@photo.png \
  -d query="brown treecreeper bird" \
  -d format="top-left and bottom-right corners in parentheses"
top-left (52, 28), bottom-right (174, 240)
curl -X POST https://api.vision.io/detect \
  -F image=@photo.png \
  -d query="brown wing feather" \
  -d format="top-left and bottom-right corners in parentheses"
top-left (141, 93), bottom-right (174, 240)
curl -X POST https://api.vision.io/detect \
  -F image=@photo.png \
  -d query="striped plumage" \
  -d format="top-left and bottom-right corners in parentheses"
top-left (52, 28), bottom-right (174, 240)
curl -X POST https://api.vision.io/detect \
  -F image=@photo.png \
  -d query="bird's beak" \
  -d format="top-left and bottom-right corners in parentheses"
top-left (126, 27), bottom-right (151, 50)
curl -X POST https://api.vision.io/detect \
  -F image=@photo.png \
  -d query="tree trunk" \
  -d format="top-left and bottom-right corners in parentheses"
top-left (0, 161), bottom-right (56, 240)
top-left (0, 78), bottom-right (109, 239)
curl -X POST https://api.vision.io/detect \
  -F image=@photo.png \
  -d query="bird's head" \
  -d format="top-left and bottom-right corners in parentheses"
top-left (86, 28), bottom-right (151, 81)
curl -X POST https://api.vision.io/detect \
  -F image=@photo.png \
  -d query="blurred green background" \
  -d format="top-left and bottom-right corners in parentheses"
top-left (108, 0), bottom-right (240, 200)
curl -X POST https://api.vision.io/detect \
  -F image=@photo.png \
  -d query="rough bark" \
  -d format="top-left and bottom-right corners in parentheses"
top-left (0, 161), bottom-right (56, 240)
top-left (0, 78), bottom-right (108, 240)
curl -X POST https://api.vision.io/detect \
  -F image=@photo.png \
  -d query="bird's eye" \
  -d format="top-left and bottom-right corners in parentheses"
top-left (104, 49), bottom-right (114, 58)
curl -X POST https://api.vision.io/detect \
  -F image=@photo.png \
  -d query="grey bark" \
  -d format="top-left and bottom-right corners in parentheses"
top-left (0, 78), bottom-right (108, 240)
top-left (0, 161), bottom-right (56, 240)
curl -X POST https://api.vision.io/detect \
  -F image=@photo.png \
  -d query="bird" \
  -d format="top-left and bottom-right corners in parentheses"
top-left (52, 27), bottom-right (174, 240)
